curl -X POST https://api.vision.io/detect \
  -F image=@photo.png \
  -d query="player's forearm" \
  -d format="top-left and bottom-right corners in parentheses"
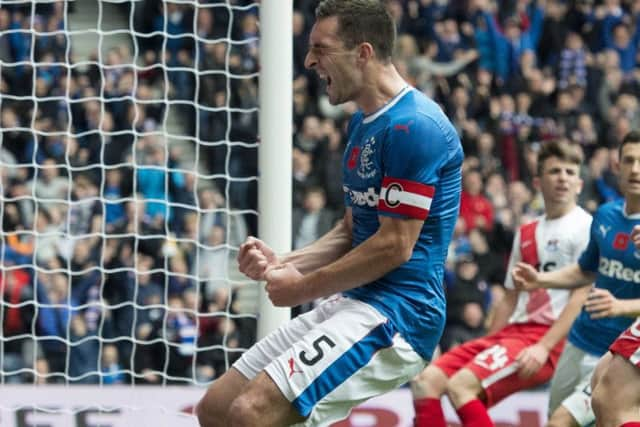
top-left (300, 227), bottom-right (412, 300)
top-left (539, 285), bottom-right (591, 350)
top-left (281, 219), bottom-right (352, 275)
top-left (539, 264), bottom-right (595, 289)
top-left (618, 299), bottom-right (640, 318)
top-left (486, 288), bottom-right (518, 335)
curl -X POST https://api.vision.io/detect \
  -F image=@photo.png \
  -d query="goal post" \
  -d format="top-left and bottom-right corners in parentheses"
top-left (257, 0), bottom-right (293, 339)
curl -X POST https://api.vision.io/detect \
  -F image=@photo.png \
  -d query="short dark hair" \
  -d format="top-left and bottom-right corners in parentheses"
top-left (315, 0), bottom-right (396, 61)
top-left (618, 130), bottom-right (640, 158)
top-left (537, 140), bottom-right (583, 175)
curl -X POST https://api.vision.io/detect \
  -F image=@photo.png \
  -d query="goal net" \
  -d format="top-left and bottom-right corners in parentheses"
top-left (0, 0), bottom-right (264, 424)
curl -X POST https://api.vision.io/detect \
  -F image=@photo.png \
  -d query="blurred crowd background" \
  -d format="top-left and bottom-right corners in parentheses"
top-left (0, 0), bottom-right (638, 385)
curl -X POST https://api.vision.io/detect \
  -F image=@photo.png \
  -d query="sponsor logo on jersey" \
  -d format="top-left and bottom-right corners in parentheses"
top-left (344, 186), bottom-right (379, 207)
top-left (357, 136), bottom-right (377, 179)
top-left (598, 256), bottom-right (640, 283)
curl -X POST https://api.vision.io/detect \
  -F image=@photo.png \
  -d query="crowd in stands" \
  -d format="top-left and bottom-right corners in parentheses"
top-left (1, 0), bottom-right (639, 386)
top-left (0, 0), bottom-right (256, 385)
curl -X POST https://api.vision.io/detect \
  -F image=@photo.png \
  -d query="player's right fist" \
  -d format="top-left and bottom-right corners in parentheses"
top-left (511, 262), bottom-right (540, 291)
top-left (238, 236), bottom-right (279, 281)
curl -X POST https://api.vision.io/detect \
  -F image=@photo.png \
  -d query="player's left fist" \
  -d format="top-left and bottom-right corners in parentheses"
top-left (264, 263), bottom-right (308, 307)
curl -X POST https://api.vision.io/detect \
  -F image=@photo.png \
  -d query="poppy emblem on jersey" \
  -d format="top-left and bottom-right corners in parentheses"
top-left (357, 136), bottom-right (377, 179)
top-left (378, 177), bottom-right (435, 220)
top-left (613, 232), bottom-right (630, 251)
top-left (347, 146), bottom-right (360, 170)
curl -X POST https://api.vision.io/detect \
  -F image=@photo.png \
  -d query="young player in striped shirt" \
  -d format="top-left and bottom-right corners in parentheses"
top-left (412, 141), bottom-right (592, 427)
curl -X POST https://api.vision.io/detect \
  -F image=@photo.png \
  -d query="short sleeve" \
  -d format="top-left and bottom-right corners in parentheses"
top-left (578, 215), bottom-right (600, 273)
top-left (378, 115), bottom-right (450, 220)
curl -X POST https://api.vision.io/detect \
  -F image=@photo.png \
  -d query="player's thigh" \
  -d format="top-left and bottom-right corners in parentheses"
top-left (196, 304), bottom-right (324, 424)
top-left (264, 297), bottom-right (427, 427)
top-left (592, 354), bottom-right (640, 418)
top-left (462, 332), bottom-right (552, 406)
top-left (590, 352), bottom-right (612, 392)
top-left (306, 331), bottom-right (426, 427)
top-left (548, 342), bottom-right (598, 416)
top-left (229, 371), bottom-right (305, 427)
top-left (197, 367), bottom-right (248, 422)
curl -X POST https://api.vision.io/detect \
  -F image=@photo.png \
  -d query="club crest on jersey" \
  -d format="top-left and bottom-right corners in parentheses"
top-left (357, 136), bottom-right (377, 179)
top-left (546, 239), bottom-right (559, 252)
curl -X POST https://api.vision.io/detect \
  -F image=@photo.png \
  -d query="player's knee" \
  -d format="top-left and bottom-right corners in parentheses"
top-left (228, 394), bottom-right (268, 427)
top-left (411, 365), bottom-right (449, 399)
top-left (447, 369), bottom-right (482, 405)
top-left (546, 406), bottom-right (578, 427)
top-left (591, 366), bottom-right (617, 421)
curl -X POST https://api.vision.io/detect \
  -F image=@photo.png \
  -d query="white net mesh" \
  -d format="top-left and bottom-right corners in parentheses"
top-left (0, 0), bottom-right (260, 404)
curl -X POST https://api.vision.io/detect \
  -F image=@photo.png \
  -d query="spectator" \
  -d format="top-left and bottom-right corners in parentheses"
top-left (441, 255), bottom-right (490, 351)
top-left (101, 344), bottom-right (125, 385)
top-left (292, 186), bottom-right (335, 250)
top-left (460, 169), bottom-right (495, 233)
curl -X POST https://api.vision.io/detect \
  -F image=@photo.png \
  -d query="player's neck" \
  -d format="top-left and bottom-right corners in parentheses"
top-left (357, 64), bottom-right (407, 115)
top-left (545, 202), bottom-right (575, 220)
top-left (625, 196), bottom-right (640, 215)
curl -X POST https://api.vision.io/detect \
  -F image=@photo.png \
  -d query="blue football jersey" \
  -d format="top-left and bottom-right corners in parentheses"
top-left (342, 86), bottom-right (463, 360)
top-left (571, 199), bottom-right (640, 356)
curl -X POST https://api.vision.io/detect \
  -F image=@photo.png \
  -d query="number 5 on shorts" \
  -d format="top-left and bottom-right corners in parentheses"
top-left (300, 335), bottom-right (336, 366)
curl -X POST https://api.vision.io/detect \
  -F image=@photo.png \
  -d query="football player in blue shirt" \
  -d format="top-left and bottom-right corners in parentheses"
top-left (589, 131), bottom-right (640, 427)
top-left (196, 1), bottom-right (463, 426)
top-left (513, 131), bottom-right (640, 427)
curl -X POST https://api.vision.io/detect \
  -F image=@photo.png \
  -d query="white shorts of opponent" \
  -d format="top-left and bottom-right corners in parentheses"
top-left (548, 341), bottom-right (599, 427)
top-left (233, 295), bottom-right (427, 426)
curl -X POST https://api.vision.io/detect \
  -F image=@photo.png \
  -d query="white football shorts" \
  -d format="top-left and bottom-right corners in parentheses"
top-left (233, 295), bottom-right (428, 426)
top-left (548, 341), bottom-right (599, 426)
